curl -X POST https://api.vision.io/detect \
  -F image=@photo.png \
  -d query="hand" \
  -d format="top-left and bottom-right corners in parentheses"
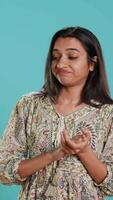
top-left (61, 128), bottom-right (91, 156)
top-left (51, 145), bottom-right (69, 161)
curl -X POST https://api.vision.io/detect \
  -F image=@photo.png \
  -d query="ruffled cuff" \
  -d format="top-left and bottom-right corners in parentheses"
top-left (12, 158), bottom-right (26, 182)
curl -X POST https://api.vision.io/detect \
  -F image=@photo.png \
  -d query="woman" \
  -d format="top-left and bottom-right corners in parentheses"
top-left (0, 27), bottom-right (113, 200)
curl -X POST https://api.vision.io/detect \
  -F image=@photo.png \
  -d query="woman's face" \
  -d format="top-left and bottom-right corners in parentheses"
top-left (51, 37), bottom-right (94, 88)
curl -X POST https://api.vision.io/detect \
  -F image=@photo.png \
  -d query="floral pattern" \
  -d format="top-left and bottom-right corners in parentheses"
top-left (0, 91), bottom-right (113, 200)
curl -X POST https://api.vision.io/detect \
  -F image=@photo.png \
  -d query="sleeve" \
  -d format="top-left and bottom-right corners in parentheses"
top-left (94, 115), bottom-right (113, 196)
top-left (0, 96), bottom-right (29, 185)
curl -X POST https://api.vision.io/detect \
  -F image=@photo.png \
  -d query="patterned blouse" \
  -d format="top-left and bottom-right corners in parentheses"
top-left (0, 92), bottom-right (113, 200)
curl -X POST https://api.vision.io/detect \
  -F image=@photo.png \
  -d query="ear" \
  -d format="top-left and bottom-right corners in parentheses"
top-left (89, 66), bottom-right (94, 71)
top-left (89, 56), bottom-right (97, 71)
top-left (92, 56), bottom-right (97, 63)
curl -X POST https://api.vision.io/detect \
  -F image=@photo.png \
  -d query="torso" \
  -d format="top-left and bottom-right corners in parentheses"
top-left (18, 93), bottom-right (113, 200)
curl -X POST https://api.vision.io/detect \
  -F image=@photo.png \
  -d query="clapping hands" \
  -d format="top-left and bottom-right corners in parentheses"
top-left (60, 127), bottom-right (91, 156)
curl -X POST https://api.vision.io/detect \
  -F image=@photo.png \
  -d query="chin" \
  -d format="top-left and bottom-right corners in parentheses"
top-left (60, 82), bottom-right (75, 87)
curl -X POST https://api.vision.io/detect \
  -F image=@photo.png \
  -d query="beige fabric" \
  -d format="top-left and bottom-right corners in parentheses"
top-left (0, 92), bottom-right (113, 200)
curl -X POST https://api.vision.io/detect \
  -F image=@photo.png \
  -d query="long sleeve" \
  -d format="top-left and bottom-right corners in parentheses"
top-left (0, 96), bottom-right (29, 185)
top-left (94, 114), bottom-right (113, 196)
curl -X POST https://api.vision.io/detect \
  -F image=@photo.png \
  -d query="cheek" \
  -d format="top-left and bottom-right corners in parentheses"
top-left (73, 62), bottom-right (90, 75)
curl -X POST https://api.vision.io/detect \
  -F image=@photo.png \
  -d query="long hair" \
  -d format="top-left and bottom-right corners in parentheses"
top-left (42, 26), bottom-right (113, 107)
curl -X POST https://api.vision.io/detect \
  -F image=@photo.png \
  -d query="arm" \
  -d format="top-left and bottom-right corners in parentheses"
top-left (0, 96), bottom-right (68, 183)
top-left (61, 126), bottom-right (113, 195)
top-left (0, 96), bottom-right (29, 184)
top-left (61, 129), bottom-right (107, 184)
top-left (78, 145), bottom-right (107, 184)
top-left (18, 147), bottom-right (66, 179)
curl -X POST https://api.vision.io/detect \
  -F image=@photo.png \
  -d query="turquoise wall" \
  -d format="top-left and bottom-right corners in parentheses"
top-left (0, 0), bottom-right (113, 199)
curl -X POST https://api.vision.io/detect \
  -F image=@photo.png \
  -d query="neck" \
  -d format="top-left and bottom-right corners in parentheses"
top-left (58, 86), bottom-right (83, 105)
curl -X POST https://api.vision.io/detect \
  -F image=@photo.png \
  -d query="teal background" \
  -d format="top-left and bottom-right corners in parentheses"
top-left (0, 0), bottom-right (113, 199)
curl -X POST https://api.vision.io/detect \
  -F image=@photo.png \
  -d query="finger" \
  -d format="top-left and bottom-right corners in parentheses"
top-left (62, 147), bottom-right (70, 154)
top-left (62, 143), bottom-right (75, 155)
top-left (62, 131), bottom-right (77, 149)
top-left (61, 132), bottom-right (65, 145)
top-left (73, 133), bottom-right (82, 140)
top-left (61, 132), bottom-right (71, 147)
top-left (75, 149), bottom-right (80, 154)
top-left (65, 146), bottom-right (75, 154)
top-left (61, 132), bottom-right (79, 154)
top-left (63, 128), bottom-right (69, 136)
top-left (63, 131), bottom-right (71, 145)
top-left (81, 128), bottom-right (90, 139)
top-left (81, 134), bottom-right (87, 140)
top-left (63, 131), bottom-right (88, 151)
top-left (72, 134), bottom-right (85, 143)
top-left (64, 135), bottom-right (80, 150)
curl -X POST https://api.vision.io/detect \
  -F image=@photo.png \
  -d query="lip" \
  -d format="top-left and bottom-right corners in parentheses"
top-left (57, 69), bottom-right (72, 74)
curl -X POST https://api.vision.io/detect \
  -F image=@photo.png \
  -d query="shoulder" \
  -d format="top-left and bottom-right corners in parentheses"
top-left (22, 90), bottom-right (44, 100)
top-left (91, 100), bottom-right (113, 116)
top-left (100, 103), bottom-right (113, 113)
top-left (99, 103), bottom-right (113, 120)
top-left (16, 90), bottom-right (45, 109)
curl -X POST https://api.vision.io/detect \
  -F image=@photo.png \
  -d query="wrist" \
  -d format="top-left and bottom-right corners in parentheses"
top-left (77, 145), bottom-right (91, 158)
top-left (51, 147), bottom-right (65, 161)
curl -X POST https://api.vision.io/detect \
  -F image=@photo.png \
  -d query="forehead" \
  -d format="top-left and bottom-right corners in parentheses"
top-left (53, 37), bottom-right (86, 54)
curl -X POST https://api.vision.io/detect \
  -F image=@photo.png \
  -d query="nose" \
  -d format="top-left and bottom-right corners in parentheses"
top-left (57, 56), bottom-right (68, 68)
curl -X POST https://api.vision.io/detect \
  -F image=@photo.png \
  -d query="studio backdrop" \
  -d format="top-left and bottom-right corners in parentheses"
top-left (0, 0), bottom-right (113, 199)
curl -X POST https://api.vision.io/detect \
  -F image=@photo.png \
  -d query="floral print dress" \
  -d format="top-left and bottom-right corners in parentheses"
top-left (0, 91), bottom-right (113, 200)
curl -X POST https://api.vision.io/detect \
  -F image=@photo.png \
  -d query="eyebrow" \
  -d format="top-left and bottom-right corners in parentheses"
top-left (52, 48), bottom-right (80, 52)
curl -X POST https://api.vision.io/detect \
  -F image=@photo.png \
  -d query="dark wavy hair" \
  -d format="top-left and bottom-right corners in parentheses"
top-left (42, 26), bottom-right (113, 107)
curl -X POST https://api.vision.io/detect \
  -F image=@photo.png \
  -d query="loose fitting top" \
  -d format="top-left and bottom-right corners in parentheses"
top-left (0, 92), bottom-right (113, 200)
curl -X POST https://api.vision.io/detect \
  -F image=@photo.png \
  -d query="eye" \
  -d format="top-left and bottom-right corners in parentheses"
top-left (51, 56), bottom-right (60, 61)
top-left (68, 56), bottom-right (78, 60)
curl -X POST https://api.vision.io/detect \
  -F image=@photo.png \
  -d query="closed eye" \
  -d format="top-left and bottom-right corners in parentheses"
top-left (51, 56), bottom-right (60, 61)
top-left (51, 56), bottom-right (78, 61)
top-left (68, 56), bottom-right (78, 60)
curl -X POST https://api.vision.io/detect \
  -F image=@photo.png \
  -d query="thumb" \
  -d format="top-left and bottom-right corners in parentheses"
top-left (81, 128), bottom-right (91, 140)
